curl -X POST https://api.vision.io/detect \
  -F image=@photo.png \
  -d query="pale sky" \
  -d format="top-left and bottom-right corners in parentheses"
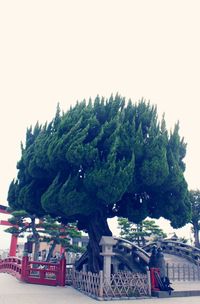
top-left (0, 0), bottom-right (199, 249)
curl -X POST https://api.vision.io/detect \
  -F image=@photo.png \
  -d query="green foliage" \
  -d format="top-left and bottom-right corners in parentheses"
top-left (5, 210), bottom-right (30, 236)
top-left (5, 226), bottom-right (20, 235)
top-left (38, 215), bottom-right (82, 260)
top-left (39, 215), bottom-right (81, 247)
top-left (118, 217), bottom-right (167, 246)
top-left (5, 209), bottom-right (82, 260)
top-left (189, 189), bottom-right (200, 247)
top-left (8, 95), bottom-right (191, 232)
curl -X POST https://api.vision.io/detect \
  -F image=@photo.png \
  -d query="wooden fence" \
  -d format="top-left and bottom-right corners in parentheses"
top-left (166, 263), bottom-right (200, 281)
top-left (66, 268), bottom-right (150, 299)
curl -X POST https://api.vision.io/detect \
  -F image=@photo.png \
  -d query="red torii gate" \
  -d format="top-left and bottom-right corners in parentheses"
top-left (0, 204), bottom-right (18, 256)
top-left (0, 205), bottom-right (66, 258)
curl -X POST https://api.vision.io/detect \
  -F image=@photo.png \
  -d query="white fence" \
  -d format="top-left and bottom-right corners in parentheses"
top-left (66, 268), bottom-right (150, 299)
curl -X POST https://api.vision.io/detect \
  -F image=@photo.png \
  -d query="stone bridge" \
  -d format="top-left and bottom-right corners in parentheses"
top-left (76, 237), bottom-right (200, 273)
top-left (76, 237), bottom-right (150, 272)
top-left (143, 238), bottom-right (200, 266)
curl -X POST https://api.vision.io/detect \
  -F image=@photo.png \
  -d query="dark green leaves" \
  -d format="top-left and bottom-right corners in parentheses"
top-left (8, 95), bottom-right (190, 230)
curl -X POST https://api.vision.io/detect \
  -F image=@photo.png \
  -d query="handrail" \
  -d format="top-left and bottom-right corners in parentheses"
top-left (0, 256), bottom-right (22, 280)
top-left (0, 256), bottom-right (66, 286)
top-left (143, 239), bottom-right (200, 265)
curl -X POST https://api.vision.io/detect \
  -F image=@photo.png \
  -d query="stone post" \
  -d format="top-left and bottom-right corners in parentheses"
top-left (146, 267), bottom-right (152, 296)
top-left (99, 236), bottom-right (117, 284)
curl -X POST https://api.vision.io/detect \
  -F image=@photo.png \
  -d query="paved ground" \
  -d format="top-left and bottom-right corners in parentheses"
top-left (173, 281), bottom-right (200, 291)
top-left (0, 273), bottom-right (200, 304)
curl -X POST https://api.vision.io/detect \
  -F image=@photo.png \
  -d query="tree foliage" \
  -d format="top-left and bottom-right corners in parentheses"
top-left (5, 210), bottom-right (81, 261)
top-left (189, 189), bottom-right (200, 248)
top-left (8, 96), bottom-right (191, 272)
top-left (38, 216), bottom-right (81, 261)
top-left (118, 217), bottom-right (167, 246)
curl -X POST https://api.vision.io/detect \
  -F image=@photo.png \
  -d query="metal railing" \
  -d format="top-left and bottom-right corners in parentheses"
top-left (166, 263), bottom-right (200, 281)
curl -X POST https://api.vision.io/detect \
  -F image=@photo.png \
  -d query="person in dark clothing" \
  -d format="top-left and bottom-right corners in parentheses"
top-left (161, 276), bottom-right (174, 294)
top-left (149, 245), bottom-right (157, 267)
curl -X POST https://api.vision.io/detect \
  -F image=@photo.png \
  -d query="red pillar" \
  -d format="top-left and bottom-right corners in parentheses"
top-left (150, 268), bottom-right (160, 291)
top-left (9, 235), bottom-right (18, 257)
top-left (58, 257), bottom-right (66, 286)
top-left (21, 255), bottom-right (29, 281)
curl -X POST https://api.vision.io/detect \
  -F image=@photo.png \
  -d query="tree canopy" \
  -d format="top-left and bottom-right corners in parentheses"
top-left (8, 95), bottom-right (191, 272)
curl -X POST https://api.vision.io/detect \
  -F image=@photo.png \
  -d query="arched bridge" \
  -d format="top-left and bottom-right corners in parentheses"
top-left (76, 237), bottom-right (150, 272)
top-left (76, 237), bottom-right (200, 273)
top-left (143, 239), bottom-right (200, 265)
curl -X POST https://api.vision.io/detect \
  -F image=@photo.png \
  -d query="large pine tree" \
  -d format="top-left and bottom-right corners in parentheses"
top-left (8, 95), bottom-right (191, 272)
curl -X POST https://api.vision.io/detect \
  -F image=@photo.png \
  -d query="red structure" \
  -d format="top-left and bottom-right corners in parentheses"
top-left (0, 204), bottom-right (18, 257)
top-left (0, 204), bottom-right (67, 286)
top-left (150, 267), bottom-right (161, 291)
top-left (0, 255), bottom-right (66, 286)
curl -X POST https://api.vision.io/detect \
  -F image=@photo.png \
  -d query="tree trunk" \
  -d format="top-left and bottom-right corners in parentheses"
top-left (137, 234), bottom-right (140, 247)
top-left (46, 241), bottom-right (57, 262)
top-left (31, 218), bottom-right (40, 261)
top-left (193, 223), bottom-right (200, 248)
top-left (86, 209), bottom-right (112, 273)
top-left (33, 237), bottom-right (40, 261)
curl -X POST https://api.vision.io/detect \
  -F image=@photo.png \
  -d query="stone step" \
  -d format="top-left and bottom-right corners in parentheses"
top-left (152, 290), bottom-right (200, 298)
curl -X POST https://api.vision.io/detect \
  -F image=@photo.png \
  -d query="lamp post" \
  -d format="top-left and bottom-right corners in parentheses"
top-left (100, 236), bottom-right (117, 284)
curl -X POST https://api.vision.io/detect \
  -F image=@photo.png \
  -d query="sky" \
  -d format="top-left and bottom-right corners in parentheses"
top-left (0, 0), bottom-right (200, 249)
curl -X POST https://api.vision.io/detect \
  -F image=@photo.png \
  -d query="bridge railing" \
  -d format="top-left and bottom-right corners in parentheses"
top-left (22, 256), bottom-right (66, 286)
top-left (166, 263), bottom-right (200, 281)
top-left (0, 256), bottom-right (66, 286)
top-left (161, 241), bottom-right (200, 265)
top-left (143, 240), bottom-right (200, 265)
top-left (0, 256), bottom-right (22, 279)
